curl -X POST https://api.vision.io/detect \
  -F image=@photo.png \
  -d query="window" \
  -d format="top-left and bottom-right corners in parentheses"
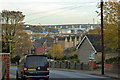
top-left (89, 51), bottom-right (95, 60)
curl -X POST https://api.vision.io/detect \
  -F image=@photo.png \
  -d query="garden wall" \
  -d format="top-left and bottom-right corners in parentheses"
top-left (104, 63), bottom-right (120, 74)
top-left (49, 61), bottom-right (96, 70)
top-left (0, 53), bottom-right (10, 80)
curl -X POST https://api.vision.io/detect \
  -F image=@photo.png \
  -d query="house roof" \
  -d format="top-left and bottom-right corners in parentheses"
top-left (76, 34), bottom-right (101, 52)
top-left (34, 37), bottom-right (54, 48)
top-left (57, 36), bottom-right (80, 42)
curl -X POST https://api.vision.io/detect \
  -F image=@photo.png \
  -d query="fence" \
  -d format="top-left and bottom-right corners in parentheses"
top-left (49, 61), bottom-right (90, 70)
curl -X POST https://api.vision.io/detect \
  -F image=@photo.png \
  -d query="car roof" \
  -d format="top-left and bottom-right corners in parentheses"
top-left (26, 55), bottom-right (47, 57)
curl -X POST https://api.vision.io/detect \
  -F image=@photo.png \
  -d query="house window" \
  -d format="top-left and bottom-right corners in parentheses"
top-left (89, 51), bottom-right (95, 60)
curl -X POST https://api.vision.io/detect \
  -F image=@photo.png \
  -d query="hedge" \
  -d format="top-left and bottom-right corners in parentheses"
top-left (105, 56), bottom-right (120, 64)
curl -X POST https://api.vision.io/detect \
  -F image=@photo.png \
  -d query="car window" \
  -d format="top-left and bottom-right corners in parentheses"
top-left (25, 56), bottom-right (47, 68)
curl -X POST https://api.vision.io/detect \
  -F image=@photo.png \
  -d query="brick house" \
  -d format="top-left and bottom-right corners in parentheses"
top-left (76, 34), bottom-right (101, 64)
top-left (34, 37), bottom-right (54, 55)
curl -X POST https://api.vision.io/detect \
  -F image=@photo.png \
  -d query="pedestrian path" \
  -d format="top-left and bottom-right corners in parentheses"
top-left (51, 68), bottom-right (120, 79)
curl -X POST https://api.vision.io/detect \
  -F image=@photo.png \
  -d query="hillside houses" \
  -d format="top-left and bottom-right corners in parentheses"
top-left (33, 37), bottom-right (54, 55)
top-left (56, 35), bottom-right (81, 49)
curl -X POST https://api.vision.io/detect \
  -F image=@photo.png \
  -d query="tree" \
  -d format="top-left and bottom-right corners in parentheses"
top-left (47, 44), bottom-right (64, 59)
top-left (88, 27), bottom-right (101, 34)
top-left (30, 26), bottom-right (43, 33)
top-left (97, 0), bottom-right (119, 52)
top-left (14, 32), bottom-right (33, 57)
top-left (1, 10), bottom-right (32, 57)
top-left (70, 50), bottom-right (78, 56)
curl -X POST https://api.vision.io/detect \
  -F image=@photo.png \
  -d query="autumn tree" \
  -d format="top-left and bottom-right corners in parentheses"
top-left (97, 0), bottom-right (119, 52)
top-left (70, 50), bottom-right (78, 56)
top-left (47, 44), bottom-right (64, 59)
top-left (1, 10), bottom-right (32, 57)
top-left (14, 32), bottom-right (33, 57)
top-left (87, 27), bottom-right (101, 34)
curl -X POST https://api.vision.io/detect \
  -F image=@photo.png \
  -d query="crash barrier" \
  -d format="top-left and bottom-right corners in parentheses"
top-left (0, 53), bottom-right (10, 80)
top-left (49, 61), bottom-right (96, 70)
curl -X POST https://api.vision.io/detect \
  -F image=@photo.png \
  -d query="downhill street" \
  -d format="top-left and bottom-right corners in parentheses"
top-left (10, 67), bottom-right (117, 80)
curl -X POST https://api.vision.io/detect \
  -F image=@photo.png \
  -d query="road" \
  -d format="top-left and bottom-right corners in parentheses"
top-left (10, 67), bottom-right (116, 80)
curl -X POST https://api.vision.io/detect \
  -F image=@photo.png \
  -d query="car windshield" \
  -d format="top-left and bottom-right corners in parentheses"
top-left (26, 56), bottom-right (47, 68)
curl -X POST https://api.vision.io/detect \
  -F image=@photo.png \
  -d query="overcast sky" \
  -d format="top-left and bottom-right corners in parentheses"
top-left (0, 0), bottom-right (101, 25)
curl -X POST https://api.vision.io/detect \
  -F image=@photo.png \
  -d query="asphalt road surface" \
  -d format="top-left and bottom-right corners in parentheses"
top-left (10, 67), bottom-right (116, 80)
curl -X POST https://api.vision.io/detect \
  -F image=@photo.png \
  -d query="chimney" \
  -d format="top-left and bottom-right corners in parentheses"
top-left (66, 26), bottom-right (68, 29)
top-left (69, 36), bottom-right (72, 47)
top-left (60, 26), bottom-right (62, 29)
top-left (79, 25), bottom-right (81, 29)
top-left (55, 26), bottom-right (56, 29)
top-left (65, 37), bottom-right (68, 48)
top-left (74, 36), bottom-right (77, 47)
top-left (91, 26), bottom-right (93, 30)
top-left (86, 27), bottom-right (89, 32)
top-left (65, 37), bottom-right (68, 42)
top-left (72, 24), bottom-right (74, 29)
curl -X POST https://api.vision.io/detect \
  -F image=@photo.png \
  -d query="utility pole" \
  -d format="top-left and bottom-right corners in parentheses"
top-left (0, 13), bottom-right (2, 53)
top-left (53, 37), bottom-right (56, 68)
top-left (101, 0), bottom-right (104, 75)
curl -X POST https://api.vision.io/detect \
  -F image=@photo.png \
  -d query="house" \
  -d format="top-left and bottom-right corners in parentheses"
top-left (56, 35), bottom-right (81, 49)
top-left (34, 37), bottom-right (54, 55)
top-left (76, 34), bottom-right (101, 64)
top-left (59, 29), bottom-right (71, 34)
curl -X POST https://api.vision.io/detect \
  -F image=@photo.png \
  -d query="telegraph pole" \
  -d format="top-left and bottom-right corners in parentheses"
top-left (101, 0), bottom-right (104, 75)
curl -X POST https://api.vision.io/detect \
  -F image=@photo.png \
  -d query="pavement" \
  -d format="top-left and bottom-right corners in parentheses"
top-left (0, 61), bottom-right (2, 80)
top-left (10, 67), bottom-right (17, 79)
top-left (51, 68), bottom-right (120, 79)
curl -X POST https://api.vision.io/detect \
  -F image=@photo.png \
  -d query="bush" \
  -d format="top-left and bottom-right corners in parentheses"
top-left (69, 54), bottom-right (78, 59)
top-left (105, 56), bottom-right (120, 64)
top-left (62, 56), bottom-right (67, 60)
top-left (96, 61), bottom-right (102, 64)
top-left (11, 55), bottom-right (20, 64)
top-left (69, 59), bottom-right (80, 63)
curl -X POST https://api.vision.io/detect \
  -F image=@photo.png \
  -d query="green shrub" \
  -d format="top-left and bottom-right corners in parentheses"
top-left (11, 56), bottom-right (20, 63)
top-left (69, 54), bottom-right (78, 59)
top-left (105, 56), bottom-right (120, 64)
top-left (96, 61), bottom-right (102, 64)
top-left (69, 59), bottom-right (80, 63)
top-left (62, 56), bottom-right (67, 60)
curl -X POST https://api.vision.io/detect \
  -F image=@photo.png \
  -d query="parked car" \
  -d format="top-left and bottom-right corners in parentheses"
top-left (16, 55), bottom-right (49, 80)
